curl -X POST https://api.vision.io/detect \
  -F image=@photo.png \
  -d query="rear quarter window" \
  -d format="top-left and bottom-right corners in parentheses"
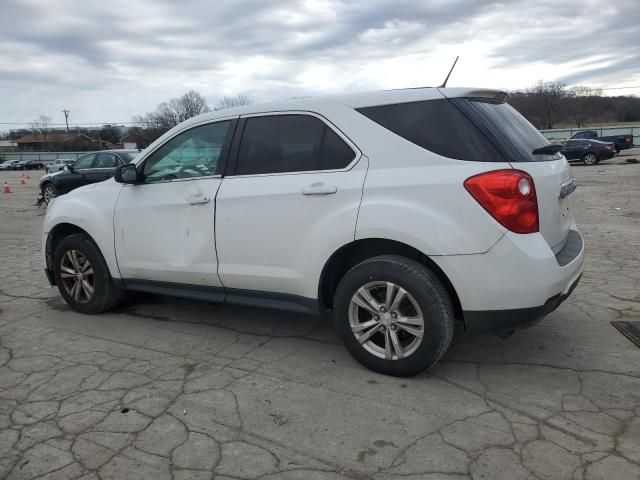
top-left (463, 99), bottom-right (555, 162)
top-left (356, 99), bottom-right (505, 162)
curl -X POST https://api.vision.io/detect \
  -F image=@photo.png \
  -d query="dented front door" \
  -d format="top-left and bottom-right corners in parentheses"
top-left (113, 177), bottom-right (222, 286)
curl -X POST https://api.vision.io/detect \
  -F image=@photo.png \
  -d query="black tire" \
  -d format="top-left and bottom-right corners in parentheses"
top-left (333, 255), bottom-right (454, 376)
top-left (53, 233), bottom-right (124, 314)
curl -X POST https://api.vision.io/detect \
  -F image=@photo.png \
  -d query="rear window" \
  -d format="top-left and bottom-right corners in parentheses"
top-left (357, 99), bottom-right (505, 162)
top-left (357, 98), bottom-right (555, 162)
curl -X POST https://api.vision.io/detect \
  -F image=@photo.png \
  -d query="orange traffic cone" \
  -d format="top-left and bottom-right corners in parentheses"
top-left (3, 181), bottom-right (11, 193)
top-left (20, 177), bottom-right (27, 185)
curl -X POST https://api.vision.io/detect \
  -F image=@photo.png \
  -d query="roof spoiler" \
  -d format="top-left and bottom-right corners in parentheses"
top-left (438, 88), bottom-right (508, 102)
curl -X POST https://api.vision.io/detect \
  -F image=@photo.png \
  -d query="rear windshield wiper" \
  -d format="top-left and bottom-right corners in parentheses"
top-left (532, 143), bottom-right (564, 155)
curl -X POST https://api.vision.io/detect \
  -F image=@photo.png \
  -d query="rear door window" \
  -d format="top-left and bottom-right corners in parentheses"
top-left (235, 114), bottom-right (355, 175)
top-left (95, 153), bottom-right (119, 168)
top-left (357, 99), bottom-right (505, 162)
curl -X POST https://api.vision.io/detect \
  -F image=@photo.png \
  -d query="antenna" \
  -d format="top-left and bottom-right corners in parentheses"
top-left (439, 56), bottom-right (459, 88)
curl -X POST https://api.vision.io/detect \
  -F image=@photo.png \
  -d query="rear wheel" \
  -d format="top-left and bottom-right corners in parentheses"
top-left (53, 233), bottom-right (124, 314)
top-left (583, 152), bottom-right (598, 166)
top-left (333, 255), bottom-right (454, 376)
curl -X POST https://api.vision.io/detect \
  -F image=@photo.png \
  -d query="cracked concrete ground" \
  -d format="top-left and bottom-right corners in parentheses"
top-left (1, 151), bottom-right (639, 480)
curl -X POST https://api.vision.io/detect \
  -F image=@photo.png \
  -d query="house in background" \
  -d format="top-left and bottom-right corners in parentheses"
top-left (14, 132), bottom-right (99, 151)
top-left (0, 140), bottom-right (17, 152)
top-left (120, 131), bottom-right (151, 150)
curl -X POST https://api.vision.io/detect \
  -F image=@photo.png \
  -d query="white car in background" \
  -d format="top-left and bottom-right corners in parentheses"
top-left (42, 87), bottom-right (584, 376)
top-left (46, 158), bottom-right (75, 173)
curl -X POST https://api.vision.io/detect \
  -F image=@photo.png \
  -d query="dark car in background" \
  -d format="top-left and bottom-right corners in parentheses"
top-left (561, 139), bottom-right (616, 165)
top-left (40, 149), bottom-right (139, 203)
top-left (15, 159), bottom-right (45, 170)
top-left (570, 130), bottom-right (633, 153)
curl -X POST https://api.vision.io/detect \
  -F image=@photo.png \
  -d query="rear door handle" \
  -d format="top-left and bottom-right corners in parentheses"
top-left (301, 182), bottom-right (337, 195)
top-left (186, 194), bottom-right (210, 205)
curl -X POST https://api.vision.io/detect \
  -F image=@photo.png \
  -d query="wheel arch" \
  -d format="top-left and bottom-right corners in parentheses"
top-left (45, 223), bottom-right (100, 284)
top-left (318, 238), bottom-right (463, 321)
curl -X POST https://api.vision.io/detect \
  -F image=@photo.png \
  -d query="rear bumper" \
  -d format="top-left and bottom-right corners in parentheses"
top-left (433, 228), bottom-right (585, 332)
top-left (598, 150), bottom-right (616, 160)
top-left (463, 273), bottom-right (581, 334)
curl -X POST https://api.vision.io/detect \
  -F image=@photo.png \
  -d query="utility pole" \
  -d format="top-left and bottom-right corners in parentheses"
top-left (61, 109), bottom-right (70, 131)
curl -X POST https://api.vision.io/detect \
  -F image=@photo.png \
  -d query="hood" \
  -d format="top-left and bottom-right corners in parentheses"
top-left (70, 178), bottom-right (118, 196)
top-left (39, 170), bottom-right (64, 184)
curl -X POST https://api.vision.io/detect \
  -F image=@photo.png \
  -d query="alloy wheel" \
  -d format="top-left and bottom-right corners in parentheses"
top-left (348, 281), bottom-right (425, 360)
top-left (59, 250), bottom-right (95, 303)
top-left (44, 184), bottom-right (56, 203)
top-left (584, 153), bottom-right (597, 166)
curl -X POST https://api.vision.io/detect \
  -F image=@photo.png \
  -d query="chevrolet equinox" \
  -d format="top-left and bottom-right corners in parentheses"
top-left (43, 87), bottom-right (584, 376)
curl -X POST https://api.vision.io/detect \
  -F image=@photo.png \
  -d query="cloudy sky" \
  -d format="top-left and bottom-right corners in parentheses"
top-left (1, 0), bottom-right (638, 131)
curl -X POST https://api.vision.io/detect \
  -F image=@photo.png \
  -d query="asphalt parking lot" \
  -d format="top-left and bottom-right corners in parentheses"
top-left (1, 151), bottom-right (639, 480)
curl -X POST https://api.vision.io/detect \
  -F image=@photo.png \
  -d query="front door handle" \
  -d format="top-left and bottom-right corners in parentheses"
top-left (186, 194), bottom-right (210, 205)
top-left (301, 182), bottom-right (337, 195)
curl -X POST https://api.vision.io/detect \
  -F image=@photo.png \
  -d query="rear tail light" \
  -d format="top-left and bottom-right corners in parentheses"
top-left (624, 135), bottom-right (632, 143)
top-left (464, 169), bottom-right (539, 234)
top-left (605, 144), bottom-right (613, 150)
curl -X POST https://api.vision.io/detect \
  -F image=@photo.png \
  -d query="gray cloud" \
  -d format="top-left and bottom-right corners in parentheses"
top-left (0, 0), bottom-right (637, 129)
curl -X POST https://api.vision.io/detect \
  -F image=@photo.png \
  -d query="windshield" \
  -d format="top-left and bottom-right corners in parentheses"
top-left (119, 152), bottom-right (138, 163)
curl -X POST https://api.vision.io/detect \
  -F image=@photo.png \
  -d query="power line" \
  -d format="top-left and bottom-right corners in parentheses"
top-left (0, 121), bottom-right (138, 126)
top-left (593, 85), bottom-right (640, 91)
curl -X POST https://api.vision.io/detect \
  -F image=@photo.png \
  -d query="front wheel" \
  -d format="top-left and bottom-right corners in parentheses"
top-left (583, 152), bottom-right (598, 166)
top-left (333, 255), bottom-right (454, 376)
top-left (42, 183), bottom-right (58, 204)
top-left (53, 233), bottom-right (124, 314)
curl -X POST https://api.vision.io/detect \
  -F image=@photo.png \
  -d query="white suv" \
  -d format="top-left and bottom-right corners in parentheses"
top-left (43, 87), bottom-right (584, 376)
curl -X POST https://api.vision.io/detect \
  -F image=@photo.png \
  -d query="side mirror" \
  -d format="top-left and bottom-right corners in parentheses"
top-left (63, 165), bottom-right (71, 172)
top-left (115, 163), bottom-right (139, 184)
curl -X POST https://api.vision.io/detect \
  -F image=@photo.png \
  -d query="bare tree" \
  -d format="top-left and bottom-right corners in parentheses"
top-left (133, 91), bottom-right (211, 136)
top-left (29, 120), bottom-right (40, 146)
top-left (38, 115), bottom-right (52, 143)
top-left (527, 81), bottom-right (566, 129)
top-left (29, 114), bottom-right (52, 150)
top-left (567, 86), bottom-right (603, 127)
top-left (214, 94), bottom-right (252, 111)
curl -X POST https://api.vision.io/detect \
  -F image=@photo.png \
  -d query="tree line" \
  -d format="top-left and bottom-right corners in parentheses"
top-left (507, 81), bottom-right (640, 129)
top-left (1, 92), bottom-right (252, 147)
top-left (130, 91), bottom-right (251, 141)
top-left (2, 82), bottom-right (639, 147)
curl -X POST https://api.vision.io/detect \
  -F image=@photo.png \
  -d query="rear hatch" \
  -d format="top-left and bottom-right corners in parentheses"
top-left (443, 91), bottom-right (573, 253)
